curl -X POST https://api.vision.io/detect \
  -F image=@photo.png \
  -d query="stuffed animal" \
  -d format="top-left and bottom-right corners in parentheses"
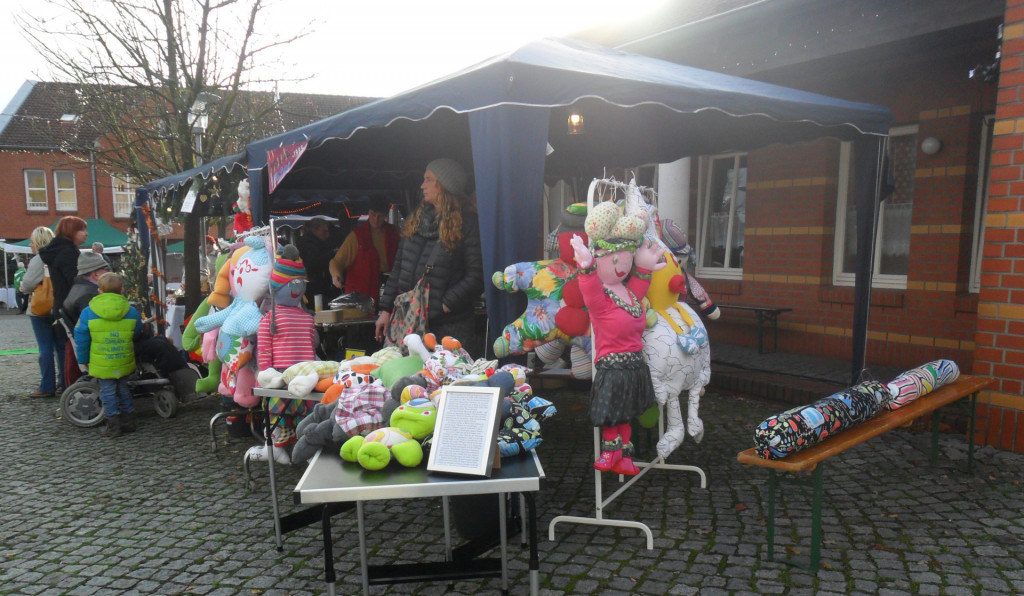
top-left (194, 237), bottom-right (273, 407)
top-left (571, 194), bottom-right (665, 476)
top-left (491, 204), bottom-right (593, 380)
top-left (291, 373), bottom-right (389, 464)
top-left (341, 397), bottom-right (438, 470)
top-left (642, 250), bottom-right (713, 459)
top-left (249, 245), bottom-right (317, 463)
top-left (232, 179), bottom-right (253, 237)
top-left (256, 359), bottom-right (339, 397)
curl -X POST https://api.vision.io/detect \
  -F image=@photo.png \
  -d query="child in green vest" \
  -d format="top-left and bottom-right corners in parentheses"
top-left (73, 273), bottom-right (143, 438)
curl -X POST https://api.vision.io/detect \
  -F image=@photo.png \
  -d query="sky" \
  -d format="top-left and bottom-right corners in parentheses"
top-left (0, 0), bottom-right (667, 112)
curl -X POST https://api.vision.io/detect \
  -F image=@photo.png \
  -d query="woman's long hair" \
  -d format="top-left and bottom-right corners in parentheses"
top-left (403, 187), bottom-right (477, 252)
top-left (30, 226), bottom-right (55, 253)
top-left (54, 216), bottom-right (87, 241)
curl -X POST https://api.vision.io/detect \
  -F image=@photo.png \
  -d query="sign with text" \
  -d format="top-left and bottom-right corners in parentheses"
top-left (427, 386), bottom-right (501, 477)
top-left (267, 141), bottom-right (308, 194)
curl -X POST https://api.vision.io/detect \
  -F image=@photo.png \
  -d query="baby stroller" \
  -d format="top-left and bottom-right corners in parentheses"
top-left (60, 362), bottom-right (185, 427)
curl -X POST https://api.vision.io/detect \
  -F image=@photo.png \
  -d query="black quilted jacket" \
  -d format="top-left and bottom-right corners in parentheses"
top-left (379, 204), bottom-right (483, 324)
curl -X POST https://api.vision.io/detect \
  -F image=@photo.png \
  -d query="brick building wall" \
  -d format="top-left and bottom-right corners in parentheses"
top-left (973, 0), bottom-right (1024, 452)
top-left (699, 25), bottom-right (995, 380)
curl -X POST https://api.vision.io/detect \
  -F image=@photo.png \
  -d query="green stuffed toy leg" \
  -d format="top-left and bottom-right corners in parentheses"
top-left (341, 436), bottom-right (365, 463)
top-left (390, 440), bottom-right (424, 468)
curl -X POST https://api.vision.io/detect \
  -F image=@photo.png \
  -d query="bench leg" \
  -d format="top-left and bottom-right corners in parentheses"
top-left (767, 469), bottom-right (777, 561)
top-left (810, 465), bottom-right (823, 572)
top-left (968, 392), bottom-right (977, 475)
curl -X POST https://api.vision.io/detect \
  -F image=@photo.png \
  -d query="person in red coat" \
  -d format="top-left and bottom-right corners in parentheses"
top-left (328, 195), bottom-right (399, 306)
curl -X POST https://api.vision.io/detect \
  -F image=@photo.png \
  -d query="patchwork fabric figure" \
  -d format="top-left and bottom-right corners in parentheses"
top-left (885, 359), bottom-right (959, 410)
top-left (194, 237), bottom-right (272, 407)
top-left (571, 197), bottom-right (665, 476)
top-left (752, 380), bottom-right (891, 459)
top-left (232, 179), bottom-right (254, 237)
top-left (642, 250), bottom-right (713, 459)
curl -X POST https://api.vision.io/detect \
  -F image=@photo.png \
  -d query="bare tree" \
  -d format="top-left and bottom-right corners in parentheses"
top-left (18, 0), bottom-right (310, 314)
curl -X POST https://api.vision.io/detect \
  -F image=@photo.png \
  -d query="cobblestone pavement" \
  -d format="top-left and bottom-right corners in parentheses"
top-left (2, 310), bottom-right (1024, 595)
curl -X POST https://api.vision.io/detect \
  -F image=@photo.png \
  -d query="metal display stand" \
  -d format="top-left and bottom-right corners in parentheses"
top-left (549, 176), bottom-right (708, 547)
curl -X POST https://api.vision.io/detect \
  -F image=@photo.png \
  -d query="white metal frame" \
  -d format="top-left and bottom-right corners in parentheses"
top-left (548, 177), bottom-right (708, 548)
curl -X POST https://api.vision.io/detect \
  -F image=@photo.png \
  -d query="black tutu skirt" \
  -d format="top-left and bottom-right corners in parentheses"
top-left (590, 351), bottom-right (655, 427)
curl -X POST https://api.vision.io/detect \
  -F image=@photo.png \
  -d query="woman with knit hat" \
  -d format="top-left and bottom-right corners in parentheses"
top-left (376, 158), bottom-right (484, 353)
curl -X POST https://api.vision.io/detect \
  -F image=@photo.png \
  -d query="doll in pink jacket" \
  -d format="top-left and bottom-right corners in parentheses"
top-left (570, 200), bottom-right (665, 475)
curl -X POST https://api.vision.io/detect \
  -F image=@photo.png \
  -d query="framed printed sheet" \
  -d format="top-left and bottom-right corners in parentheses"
top-left (426, 385), bottom-right (501, 477)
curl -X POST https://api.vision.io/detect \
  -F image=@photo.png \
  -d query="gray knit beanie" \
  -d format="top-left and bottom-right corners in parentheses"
top-left (426, 158), bottom-right (468, 195)
top-left (77, 251), bottom-right (108, 276)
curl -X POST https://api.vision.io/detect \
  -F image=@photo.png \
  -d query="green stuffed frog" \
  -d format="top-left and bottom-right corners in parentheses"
top-left (340, 398), bottom-right (437, 470)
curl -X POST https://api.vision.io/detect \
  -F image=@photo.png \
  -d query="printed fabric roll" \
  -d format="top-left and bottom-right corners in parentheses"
top-left (753, 380), bottom-right (891, 460)
top-left (884, 359), bottom-right (959, 410)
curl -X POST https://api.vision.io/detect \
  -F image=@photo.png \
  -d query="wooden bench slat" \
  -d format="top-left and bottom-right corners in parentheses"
top-left (737, 375), bottom-right (995, 472)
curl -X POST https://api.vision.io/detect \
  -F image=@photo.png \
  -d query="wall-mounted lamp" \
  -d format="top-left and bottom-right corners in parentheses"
top-left (567, 111), bottom-right (584, 135)
top-left (920, 136), bottom-right (942, 155)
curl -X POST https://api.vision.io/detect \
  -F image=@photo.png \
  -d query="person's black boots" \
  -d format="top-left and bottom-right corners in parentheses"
top-left (101, 415), bottom-right (123, 438)
top-left (168, 368), bottom-right (201, 403)
top-left (120, 411), bottom-right (137, 434)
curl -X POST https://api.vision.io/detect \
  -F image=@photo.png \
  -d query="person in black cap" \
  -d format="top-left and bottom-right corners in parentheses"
top-left (328, 194), bottom-right (400, 306)
top-left (375, 158), bottom-right (484, 351)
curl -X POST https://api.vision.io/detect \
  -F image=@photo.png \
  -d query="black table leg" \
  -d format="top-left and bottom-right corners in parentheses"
top-left (322, 502), bottom-right (337, 595)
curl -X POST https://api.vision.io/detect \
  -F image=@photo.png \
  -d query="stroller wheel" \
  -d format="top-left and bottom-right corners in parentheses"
top-left (61, 379), bottom-right (105, 428)
top-left (153, 387), bottom-right (180, 419)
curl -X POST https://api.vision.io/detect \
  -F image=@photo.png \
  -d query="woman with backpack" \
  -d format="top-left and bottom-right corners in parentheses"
top-left (20, 226), bottom-right (61, 398)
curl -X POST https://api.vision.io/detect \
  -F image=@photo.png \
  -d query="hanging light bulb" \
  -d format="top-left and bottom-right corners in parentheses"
top-left (567, 111), bottom-right (584, 135)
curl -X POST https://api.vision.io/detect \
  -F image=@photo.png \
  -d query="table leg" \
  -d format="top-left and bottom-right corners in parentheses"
top-left (499, 492), bottom-right (508, 595)
top-left (968, 392), bottom-right (977, 475)
top-left (810, 465), bottom-right (823, 572)
top-left (321, 503), bottom-right (336, 596)
top-left (525, 492), bottom-right (539, 596)
top-left (755, 311), bottom-right (765, 354)
top-left (265, 402), bottom-right (283, 550)
top-left (358, 501), bottom-right (369, 596)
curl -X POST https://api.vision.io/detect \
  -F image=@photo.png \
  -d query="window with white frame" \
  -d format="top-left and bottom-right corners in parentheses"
top-left (54, 170), bottom-right (77, 211)
top-left (697, 153), bottom-right (746, 279)
top-left (24, 169), bottom-right (47, 210)
top-left (969, 116), bottom-right (994, 293)
top-left (833, 126), bottom-right (917, 288)
top-left (112, 173), bottom-right (133, 218)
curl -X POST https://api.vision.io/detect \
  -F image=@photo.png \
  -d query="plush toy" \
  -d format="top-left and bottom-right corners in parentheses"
top-left (232, 179), bottom-right (254, 237)
top-left (491, 204), bottom-right (593, 380)
top-left (194, 237), bottom-right (273, 407)
top-left (256, 359), bottom-right (339, 397)
top-left (248, 245), bottom-right (317, 463)
top-left (291, 373), bottom-right (389, 464)
top-left (403, 333), bottom-right (474, 392)
top-left (753, 380), bottom-right (891, 459)
top-left (642, 250), bottom-right (713, 459)
top-left (884, 359), bottom-right (959, 410)
top-left (571, 194), bottom-right (665, 476)
top-left (341, 397), bottom-right (438, 470)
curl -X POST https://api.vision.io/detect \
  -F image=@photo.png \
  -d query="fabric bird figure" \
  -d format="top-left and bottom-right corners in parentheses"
top-left (642, 250), bottom-right (713, 459)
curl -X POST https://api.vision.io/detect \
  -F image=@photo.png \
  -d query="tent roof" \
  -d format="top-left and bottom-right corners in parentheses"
top-left (144, 151), bottom-right (247, 197)
top-left (3, 218), bottom-right (127, 253)
top-left (246, 37), bottom-right (890, 188)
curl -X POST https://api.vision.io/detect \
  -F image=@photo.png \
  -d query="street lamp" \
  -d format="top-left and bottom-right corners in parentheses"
top-left (189, 92), bottom-right (221, 167)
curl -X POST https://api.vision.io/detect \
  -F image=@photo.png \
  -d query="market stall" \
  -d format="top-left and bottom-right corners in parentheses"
top-left (146, 38), bottom-right (891, 382)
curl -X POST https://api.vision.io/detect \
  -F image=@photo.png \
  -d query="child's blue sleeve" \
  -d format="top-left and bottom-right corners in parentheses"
top-left (74, 309), bottom-right (92, 364)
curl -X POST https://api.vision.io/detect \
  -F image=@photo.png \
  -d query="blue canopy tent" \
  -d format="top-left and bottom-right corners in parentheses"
top-left (240, 38), bottom-right (890, 382)
top-left (145, 38), bottom-right (890, 381)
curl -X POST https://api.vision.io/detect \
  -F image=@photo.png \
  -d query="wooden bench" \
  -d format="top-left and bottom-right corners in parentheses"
top-left (716, 305), bottom-right (792, 353)
top-left (737, 374), bottom-right (995, 571)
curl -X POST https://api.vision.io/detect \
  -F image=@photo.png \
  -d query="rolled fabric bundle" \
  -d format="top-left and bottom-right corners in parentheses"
top-left (884, 359), bottom-right (959, 410)
top-left (753, 380), bottom-right (891, 460)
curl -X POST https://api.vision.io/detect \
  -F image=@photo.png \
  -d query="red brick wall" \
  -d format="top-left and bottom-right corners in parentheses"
top-left (699, 28), bottom-right (995, 379)
top-left (972, 0), bottom-right (1024, 452)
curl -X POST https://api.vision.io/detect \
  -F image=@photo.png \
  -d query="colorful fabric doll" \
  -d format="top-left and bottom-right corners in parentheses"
top-left (570, 199), bottom-right (666, 475)
top-left (341, 397), bottom-right (438, 470)
top-left (232, 179), bottom-right (254, 237)
top-left (248, 244), bottom-right (316, 464)
top-left (642, 250), bottom-right (713, 459)
top-left (194, 237), bottom-right (272, 407)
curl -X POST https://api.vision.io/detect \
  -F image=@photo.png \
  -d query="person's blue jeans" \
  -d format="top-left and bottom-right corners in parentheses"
top-left (99, 377), bottom-right (133, 417)
top-left (29, 315), bottom-right (59, 393)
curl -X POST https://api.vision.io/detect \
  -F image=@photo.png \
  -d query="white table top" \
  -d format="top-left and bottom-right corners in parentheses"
top-left (294, 449), bottom-right (545, 504)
